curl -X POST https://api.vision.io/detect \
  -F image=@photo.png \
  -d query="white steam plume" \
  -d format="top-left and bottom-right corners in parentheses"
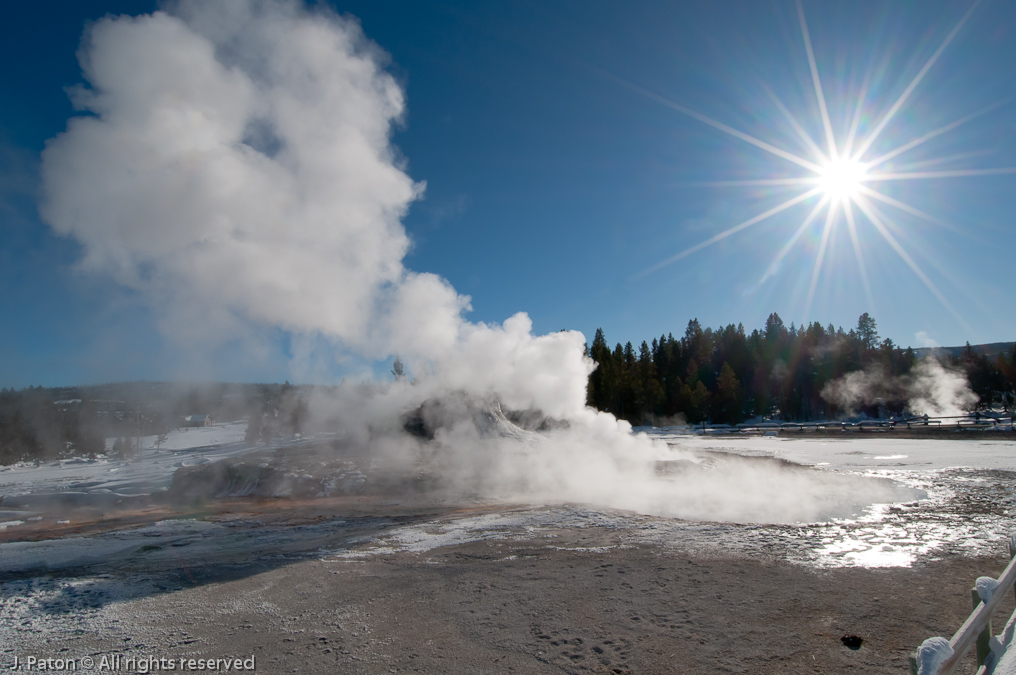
top-left (41, 0), bottom-right (592, 419)
top-left (821, 357), bottom-right (978, 417)
top-left (40, 0), bottom-right (914, 524)
top-left (42, 2), bottom-right (418, 351)
top-left (907, 358), bottom-right (979, 417)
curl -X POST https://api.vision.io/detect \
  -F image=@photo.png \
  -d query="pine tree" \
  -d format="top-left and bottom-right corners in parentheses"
top-left (856, 313), bottom-right (879, 351)
top-left (587, 329), bottom-right (612, 410)
top-left (689, 381), bottom-right (710, 423)
top-left (713, 362), bottom-right (741, 425)
top-left (764, 313), bottom-right (784, 343)
top-left (391, 355), bottom-right (406, 380)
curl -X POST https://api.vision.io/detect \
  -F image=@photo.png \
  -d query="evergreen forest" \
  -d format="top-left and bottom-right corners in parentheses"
top-left (586, 313), bottom-right (1016, 426)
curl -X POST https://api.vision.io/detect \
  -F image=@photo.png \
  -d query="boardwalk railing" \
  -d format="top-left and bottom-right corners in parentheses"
top-left (910, 532), bottom-right (1016, 674)
top-left (681, 413), bottom-right (1016, 435)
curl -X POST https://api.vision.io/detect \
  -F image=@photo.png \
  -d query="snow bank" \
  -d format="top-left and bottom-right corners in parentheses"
top-left (989, 610), bottom-right (1016, 674)
top-left (104, 421), bottom-right (248, 453)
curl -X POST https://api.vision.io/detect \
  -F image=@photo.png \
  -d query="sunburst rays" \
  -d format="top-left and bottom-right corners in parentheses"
top-left (636, 0), bottom-right (1015, 331)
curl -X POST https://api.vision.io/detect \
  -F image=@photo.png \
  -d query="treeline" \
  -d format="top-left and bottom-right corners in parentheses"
top-left (0, 381), bottom-right (316, 465)
top-left (4, 319), bottom-right (1014, 462)
top-left (0, 386), bottom-right (106, 465)
top-left (586, 313), bottom-right (1016, 426)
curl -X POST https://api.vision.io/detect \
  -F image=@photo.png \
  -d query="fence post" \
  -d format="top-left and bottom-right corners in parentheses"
top-left (1010, 532), bottom-right (1016, 604)
top-left (972, 587), bottom-right (992, 667)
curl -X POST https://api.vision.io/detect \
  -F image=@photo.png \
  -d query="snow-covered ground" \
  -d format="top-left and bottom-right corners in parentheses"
top-left (103, 422), bottom-right (249, 454)
top-left (0, 422), bottom-right (254, 507)
top-left (642, 428), bottom-right (1016, 472)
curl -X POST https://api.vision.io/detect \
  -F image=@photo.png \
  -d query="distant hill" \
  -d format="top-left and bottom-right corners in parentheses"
top-left (913, 342), bottom-right (1015, 360)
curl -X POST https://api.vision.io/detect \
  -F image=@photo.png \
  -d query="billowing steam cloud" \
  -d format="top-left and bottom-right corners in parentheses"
top-left (906, 358), bottom-right (980, 417)
top-left (39, 0), bottom-right (915, 524)
top-left (41, 0), bottom-right (590, 419)
top-left (821, 357), bottom-right (978, 417)
top-left (43, 2), bottom-right (418, 346)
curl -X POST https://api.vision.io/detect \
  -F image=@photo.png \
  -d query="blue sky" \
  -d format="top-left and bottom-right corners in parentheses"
top-left (2, 0), bottom-right (1015, 388)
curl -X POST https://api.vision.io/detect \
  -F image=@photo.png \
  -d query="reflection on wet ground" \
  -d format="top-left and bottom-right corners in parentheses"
top-left (623, 467), bottom-right (1016, 568)
top-left (315, 467), bottom-right (1016, 570)
top-left (812, 468), bottom-right (1016, 567)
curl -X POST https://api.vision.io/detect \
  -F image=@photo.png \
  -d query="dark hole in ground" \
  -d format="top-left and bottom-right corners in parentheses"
top-left (841, 634), bottom-right (863, 650)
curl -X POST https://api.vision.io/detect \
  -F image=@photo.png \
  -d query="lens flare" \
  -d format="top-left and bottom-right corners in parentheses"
top-left (632, 0), bottom-right (1016, 330)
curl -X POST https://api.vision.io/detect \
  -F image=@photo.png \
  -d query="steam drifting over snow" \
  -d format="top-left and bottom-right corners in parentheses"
top-left (821, 357), bottom-right (978, 417)
top-left (37, 0), bottom-right (916, 524)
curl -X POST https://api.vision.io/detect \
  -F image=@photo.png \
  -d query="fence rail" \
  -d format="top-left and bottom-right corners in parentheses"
top-left (911, 532), bottom-right (1016, 674)
top-left (679, 413), bottom-right (1016, 435)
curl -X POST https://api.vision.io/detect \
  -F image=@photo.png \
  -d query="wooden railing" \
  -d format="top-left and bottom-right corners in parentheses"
top-left (681, 413), bottom-right (1016, 434)
top-left (910, 532), bottom-right (1016, 674)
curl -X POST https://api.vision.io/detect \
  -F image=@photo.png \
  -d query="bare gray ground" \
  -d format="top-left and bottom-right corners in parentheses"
top-left (12, 524), bottom-right (1012, 675)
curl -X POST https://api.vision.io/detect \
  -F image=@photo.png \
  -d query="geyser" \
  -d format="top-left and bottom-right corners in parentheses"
top-left (40, 0), bottom-right (916, 525)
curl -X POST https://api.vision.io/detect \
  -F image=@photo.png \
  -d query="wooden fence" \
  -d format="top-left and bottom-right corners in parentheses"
top-left (682, 413), bottom-right (1016, 435)
top-left (911, 532), bottom-right (1016, 674)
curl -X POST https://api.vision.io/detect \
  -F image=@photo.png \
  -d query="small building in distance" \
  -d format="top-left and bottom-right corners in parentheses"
top-left (183, 414), bottom-right (212, 428)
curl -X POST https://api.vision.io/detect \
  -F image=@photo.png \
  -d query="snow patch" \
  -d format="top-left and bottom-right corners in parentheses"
top-left (915, 636), bottom-right (953, 675)
top-left (977, 576), bottom-right (1000, 603)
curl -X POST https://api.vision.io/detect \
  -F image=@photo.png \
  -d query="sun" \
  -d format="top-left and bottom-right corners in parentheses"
top-left (817, 158), bottom-right (866, 202)
top-left (633, 0), bottom-right (1016, 331)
